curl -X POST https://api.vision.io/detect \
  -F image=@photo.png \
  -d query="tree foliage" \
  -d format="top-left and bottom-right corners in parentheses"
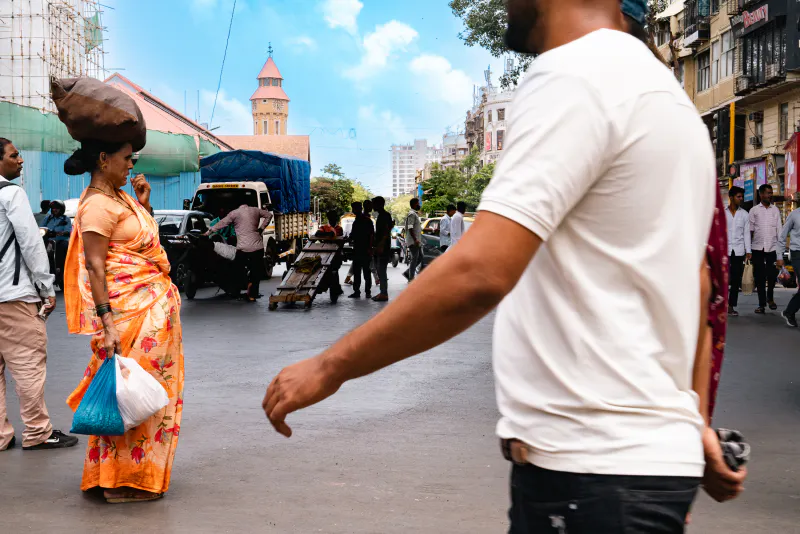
top-left (420, 162), bottom-right (495, 214)
top-left (387, 195), bottom-right (414, 224)
top-left (449, 0), bottom-right (533, 88)
top-left (311, 163), bottom-right (374, 215)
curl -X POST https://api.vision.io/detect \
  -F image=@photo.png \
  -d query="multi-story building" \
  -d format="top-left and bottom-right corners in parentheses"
top-left (0, 0), bottom-right (105, 112)
top-left (661, 0), bottom-right (799, 209)
top-left (391, 140), bottom-right (442, 197)
top-left (441, 133), bottom-right (469, 168)
top-left (464, 66), bottom-right (515, 166)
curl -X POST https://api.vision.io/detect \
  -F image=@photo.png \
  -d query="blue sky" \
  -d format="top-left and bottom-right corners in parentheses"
top-left (103, 0), bottom-right (506, 195)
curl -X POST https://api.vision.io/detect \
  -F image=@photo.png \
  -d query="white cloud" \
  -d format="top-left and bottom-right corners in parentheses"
top-left (288, 35), bottom-right (318, 51)
top-left (409, 54), bottom-right (475, 108)
top-left (345, 21), bottom-right (418, 81)
top-left (321, 0), bottom-right (363, 35)
top-left (357, 105), bottom-right (411, 145)
top-left (201, 89), bottom-right (252, 135)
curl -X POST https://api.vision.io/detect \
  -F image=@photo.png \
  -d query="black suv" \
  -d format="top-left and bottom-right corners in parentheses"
top-left (155, 210), bottom-right (212, 290)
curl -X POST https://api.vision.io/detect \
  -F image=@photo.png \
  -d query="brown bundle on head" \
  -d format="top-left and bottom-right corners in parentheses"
top-left (51, 77), bottom-right (147, 152)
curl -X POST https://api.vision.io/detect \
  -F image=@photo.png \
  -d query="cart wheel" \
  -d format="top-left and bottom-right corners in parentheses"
top-left (331, 291), bottom-right (339, 304)
top-left (392, 254), bottom-right (399, 268)
top-left (268, 302), bottom-right (278, 311)
top-left (304, 300), bottom-right (313, 309)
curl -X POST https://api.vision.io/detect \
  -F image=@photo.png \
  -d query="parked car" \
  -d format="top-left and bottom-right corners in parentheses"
top-left (397, 216), bottom-right (474, 273)
top-left (155, 210), bottom-right (212, 291)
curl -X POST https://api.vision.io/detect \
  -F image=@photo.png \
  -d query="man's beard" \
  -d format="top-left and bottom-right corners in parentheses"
top-left (505, 3), bottom-right (540, 54)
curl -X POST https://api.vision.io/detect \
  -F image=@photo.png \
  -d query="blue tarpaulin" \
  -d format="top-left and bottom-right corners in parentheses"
top-left (200, 150), bottom-right (311, 213)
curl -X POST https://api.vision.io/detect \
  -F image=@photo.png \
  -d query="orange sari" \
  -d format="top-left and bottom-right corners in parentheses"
top-left (65, 190), bottom-right (183, 494)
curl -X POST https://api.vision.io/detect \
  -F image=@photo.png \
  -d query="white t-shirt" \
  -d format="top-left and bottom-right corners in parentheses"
top-left (451, 212), bottom-right (465, 246)
top-left (479, 30), bottom-right (715, 477)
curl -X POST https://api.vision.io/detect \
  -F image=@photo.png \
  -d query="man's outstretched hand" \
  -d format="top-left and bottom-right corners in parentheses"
top-left (263, 355), bottom-right (344, 437)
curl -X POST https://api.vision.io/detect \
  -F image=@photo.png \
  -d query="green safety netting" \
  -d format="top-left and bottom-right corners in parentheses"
top-left (199, 138), bottom-right (223, 158)
top-left (0, 101), bottom-right (201, 176)
top-left (134, 130), bottom-right (199, 175)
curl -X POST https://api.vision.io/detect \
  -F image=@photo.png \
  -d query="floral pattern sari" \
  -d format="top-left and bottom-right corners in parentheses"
top-left (64, 189), bottom-right (183, 494)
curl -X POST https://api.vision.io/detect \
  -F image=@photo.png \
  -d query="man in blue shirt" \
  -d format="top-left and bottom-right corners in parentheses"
top-left (42, 200), bottom-right (72, 288)
top-left (780, 196), bottom-right (800, 327)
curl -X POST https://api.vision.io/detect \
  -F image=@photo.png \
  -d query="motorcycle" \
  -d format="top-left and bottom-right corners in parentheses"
top-left (39, 227), bottom-right (64, 289)
top-left (182, 231), bottom-right (251, 300)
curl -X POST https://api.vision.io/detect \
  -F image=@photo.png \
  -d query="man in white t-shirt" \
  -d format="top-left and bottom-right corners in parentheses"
top-left (263, 1), bottom-right (746, 530)
top-left (450, 202), bottom-right (466, 247)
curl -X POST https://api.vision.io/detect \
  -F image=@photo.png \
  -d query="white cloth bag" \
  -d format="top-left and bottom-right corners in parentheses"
top-left (115, 355), bottom-right (170, 431)
top-left (213, 242), bottom-right (237, 261)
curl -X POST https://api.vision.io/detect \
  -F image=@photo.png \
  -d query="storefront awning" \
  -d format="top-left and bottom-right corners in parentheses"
top-left (699, 97), bottom-right (743, 118)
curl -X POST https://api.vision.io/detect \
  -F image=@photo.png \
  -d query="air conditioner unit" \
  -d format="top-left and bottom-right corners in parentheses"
top-left (750, 135), bottom-right (763, 147)
top-left (749, 112), bottom-right (764, 122)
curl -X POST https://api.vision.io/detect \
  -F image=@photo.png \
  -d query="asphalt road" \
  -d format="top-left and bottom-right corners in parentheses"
top-left (0, 266), bottom-right (798, 533)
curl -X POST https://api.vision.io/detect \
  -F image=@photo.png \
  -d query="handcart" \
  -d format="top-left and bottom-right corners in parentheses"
top-left (268, 237), bottom-right (345, 310)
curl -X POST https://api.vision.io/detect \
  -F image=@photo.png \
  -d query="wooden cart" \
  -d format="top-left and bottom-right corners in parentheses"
top-left (268, 238), bottom-right (345, 310)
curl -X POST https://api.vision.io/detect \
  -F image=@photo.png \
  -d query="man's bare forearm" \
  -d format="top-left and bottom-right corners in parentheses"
top-left (321, 213), bottom-right (542, 384)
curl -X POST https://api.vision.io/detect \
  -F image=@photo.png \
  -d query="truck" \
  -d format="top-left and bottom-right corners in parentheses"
top-left (187, 150), bottom-right (312, 279)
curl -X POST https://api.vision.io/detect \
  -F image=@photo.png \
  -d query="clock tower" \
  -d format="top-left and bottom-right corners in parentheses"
top-left (251, 46), bottom-right (289, 136)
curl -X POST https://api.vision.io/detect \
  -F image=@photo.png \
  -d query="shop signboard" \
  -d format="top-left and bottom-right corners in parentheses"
top-left (786, 134), bottom-right (799, 199)
top-left (739, 160), bottom-right (767, 188)
top-left (485, 132), bottom-right (492, 152)
top-left (744, 179), bottom-right (755, 202)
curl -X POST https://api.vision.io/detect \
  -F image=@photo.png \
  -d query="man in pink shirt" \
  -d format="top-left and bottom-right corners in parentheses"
top-left (209, 203), bottom-right (273, 302)
top-left (749, 184), bottom-right (784, 313)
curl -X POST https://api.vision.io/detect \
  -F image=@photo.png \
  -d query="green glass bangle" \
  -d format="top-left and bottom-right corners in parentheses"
top-left (95, 303), bottom-right (112, 316)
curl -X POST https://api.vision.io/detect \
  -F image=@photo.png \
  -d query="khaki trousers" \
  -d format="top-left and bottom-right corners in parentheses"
top-left (0, 301), bottom-right (52, 449)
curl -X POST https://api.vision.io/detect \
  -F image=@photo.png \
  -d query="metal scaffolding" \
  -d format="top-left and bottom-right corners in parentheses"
top-left (0, 0), bottom-right (106, 112)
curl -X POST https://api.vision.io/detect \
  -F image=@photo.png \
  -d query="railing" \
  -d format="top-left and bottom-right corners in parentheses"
top-left (726, 0), bottom-right (744, 15)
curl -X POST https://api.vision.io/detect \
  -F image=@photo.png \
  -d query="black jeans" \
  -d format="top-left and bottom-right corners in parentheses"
top-left (752, 249), bottom-right (777, 307)
top-left (352, 255), bottom-right (372, 294)
top-left (787, 251), bottom-right (800, 316)
top-left (54, 240), bottom-right (69, 287)
top-left (238, 250), bottom-right (264, 298)
top-left (407, 245), bottom-right (422, 281)
top-left (509, 464), bottom-right (700, 534)
top-left (728, 252), bottom-right (746, 308)
top-left (376, 255), bottom-right (390, 295)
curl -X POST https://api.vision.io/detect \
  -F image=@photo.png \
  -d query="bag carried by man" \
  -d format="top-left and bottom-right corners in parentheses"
top-left (741, 260), bottom-right (755, 296)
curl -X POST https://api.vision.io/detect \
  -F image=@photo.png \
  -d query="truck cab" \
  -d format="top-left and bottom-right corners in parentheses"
top-left (189, 181), bottom-right (308, 278)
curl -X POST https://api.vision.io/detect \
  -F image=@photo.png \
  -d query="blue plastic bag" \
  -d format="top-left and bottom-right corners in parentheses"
top-left (70, 355), bottom-right (125, 436)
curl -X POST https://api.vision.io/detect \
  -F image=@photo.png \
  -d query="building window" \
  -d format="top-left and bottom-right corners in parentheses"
top-left (711, 0), bottom-right (719, 14)
top-left (497, 130), bottom-right (505, 151)
top-left (711, 40), bottom-right (720, 86)
top-left (780, 103), bottom-right (790, 141)
top-left (720, 31), bottom-right (734, 80)
top-left (697, 51), bottom-right (710, 92)
top-left (487, 110), bottom-right (493, 123)
top-left (263, 121), bottom-right (268, 135)
top-left (498, 108), bottom-right (505, 121)
top-left (275, 120), bottom-right (280, 135)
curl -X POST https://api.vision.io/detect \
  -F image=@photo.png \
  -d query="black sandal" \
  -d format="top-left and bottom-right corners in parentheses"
top-left (755, 307), bottom-right (766, 314)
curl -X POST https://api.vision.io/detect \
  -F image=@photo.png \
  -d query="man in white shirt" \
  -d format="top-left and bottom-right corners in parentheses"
top-left (450, 201), bottom-right (466, 247)
top-left (263, 1), bottom-right (745, 530)
top-left (749, 184), bottom-right (784, 313)
top-left (0, 138), bottom-right (79, 452)
top-left (439, 204), bottom-right (456, 252)
top-left (726, 186), bottom-right (751, 316)
top-left (403, 198), bottom-right (422, 282)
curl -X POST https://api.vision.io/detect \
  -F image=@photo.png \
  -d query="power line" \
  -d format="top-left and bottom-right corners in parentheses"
top-left (210, 0), bottom-right (237, 127)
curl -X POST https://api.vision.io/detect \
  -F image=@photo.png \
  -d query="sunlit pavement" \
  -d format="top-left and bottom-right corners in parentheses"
top-left (0, 266), bottom-right (798, 533)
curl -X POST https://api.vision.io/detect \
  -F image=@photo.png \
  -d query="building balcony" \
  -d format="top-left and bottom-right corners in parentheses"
top-left (684, 20), bottom-right (710, 48)
top-left (726, 0), bottom-right (744, 15)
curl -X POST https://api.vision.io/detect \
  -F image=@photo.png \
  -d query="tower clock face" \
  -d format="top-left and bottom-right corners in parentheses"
top-left (273, 100), bottom-right (284, 112)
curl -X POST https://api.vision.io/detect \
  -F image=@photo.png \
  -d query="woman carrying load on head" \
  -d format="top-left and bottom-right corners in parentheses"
top-left (56, 78), bottom-right (184, 504)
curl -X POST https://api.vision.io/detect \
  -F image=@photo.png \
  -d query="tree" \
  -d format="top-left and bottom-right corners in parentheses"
top-left (464, 163), bottom-right (494, 208)
top-left (311, 177), bottom-right (355, 215)
top-left (460, 146), bottom-right (481, 179)
top-left (449, 0), bottom-right (533, 88)
top-left (322, 163), bottom-right (345, 178)
top-left (351, 181), bottom-right (373, 203)
top-left (387, 195), bottom-right (414, 225)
